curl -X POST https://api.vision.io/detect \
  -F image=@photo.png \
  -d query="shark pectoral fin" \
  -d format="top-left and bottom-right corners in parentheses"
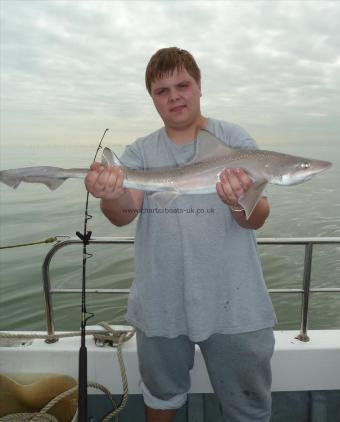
top-left (149, 191), bottom-right (180, 208)
top-left (238, 181), bottom-right (268, 220)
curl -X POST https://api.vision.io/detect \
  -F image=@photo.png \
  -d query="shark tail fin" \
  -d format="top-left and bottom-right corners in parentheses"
top-left (0, 169), bottom-right (68, 191)
top-left (0, 171), bottom-right (21, 189)
top-left (101, 147), bottom-right (123, 167)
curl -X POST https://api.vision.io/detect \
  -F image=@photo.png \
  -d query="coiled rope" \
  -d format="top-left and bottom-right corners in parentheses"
top-left (0, 325), bottom-right (135, 422)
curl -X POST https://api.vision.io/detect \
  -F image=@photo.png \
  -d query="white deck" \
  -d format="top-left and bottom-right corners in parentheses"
top-left (1, 329), bottom-right (340, 393)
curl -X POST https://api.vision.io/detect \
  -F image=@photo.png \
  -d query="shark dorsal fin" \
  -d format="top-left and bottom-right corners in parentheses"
top-left (102, 147), bottom-right (123, 167)
top-left (189, 129), bottom-right (234, 164)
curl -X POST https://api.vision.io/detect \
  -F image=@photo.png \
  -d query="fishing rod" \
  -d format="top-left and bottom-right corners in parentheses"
top-left (76, 128), bottom-right (109, 421)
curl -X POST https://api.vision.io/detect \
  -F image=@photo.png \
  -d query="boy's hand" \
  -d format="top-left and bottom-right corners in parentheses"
top-left (216, 168), bottom-right (252, 208)
top-left (85, 162), bottom-right (126, 200)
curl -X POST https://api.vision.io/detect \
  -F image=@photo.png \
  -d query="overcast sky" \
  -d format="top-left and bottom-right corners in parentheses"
top-left (1, 0), bottom-right (339, 148)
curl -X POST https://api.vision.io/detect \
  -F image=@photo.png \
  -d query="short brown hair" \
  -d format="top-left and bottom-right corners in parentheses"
top-left (145, 47), bottom-right (201, 94)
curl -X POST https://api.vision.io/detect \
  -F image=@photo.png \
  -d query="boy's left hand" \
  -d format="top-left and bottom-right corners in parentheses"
top-left (216, 168), bottom-right (252, 208)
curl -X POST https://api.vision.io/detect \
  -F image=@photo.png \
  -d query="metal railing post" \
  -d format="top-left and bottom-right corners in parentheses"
top-left (42, 246), bottom-right (57, 342)
top-left (42, 238), bottom-right (84, 342)
top-left (41, 237), bottom-right (134, 342)
top-left (296, 242), bottom-right (313, 342)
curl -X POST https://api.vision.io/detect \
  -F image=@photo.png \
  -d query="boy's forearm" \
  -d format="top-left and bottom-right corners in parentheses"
top-left (100, 189), bottom-right (142, 226)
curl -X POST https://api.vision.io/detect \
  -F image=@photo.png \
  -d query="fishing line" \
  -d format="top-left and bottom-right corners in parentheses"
top-left (76, 128), bottom-right (109, 422)
top-left (0, 237), bottom-right (58, 249)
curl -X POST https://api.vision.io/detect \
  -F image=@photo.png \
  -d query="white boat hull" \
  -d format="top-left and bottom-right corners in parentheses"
top-left (1, 329), bottom-right (340, 393)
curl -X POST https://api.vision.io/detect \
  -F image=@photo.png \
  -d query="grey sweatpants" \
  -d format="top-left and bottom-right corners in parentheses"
top-left (136, 327), bottom-right (275, 422)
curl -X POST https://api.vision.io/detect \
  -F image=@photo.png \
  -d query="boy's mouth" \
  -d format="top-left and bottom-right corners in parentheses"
top-left (170, 105), bottom-right (186, 112)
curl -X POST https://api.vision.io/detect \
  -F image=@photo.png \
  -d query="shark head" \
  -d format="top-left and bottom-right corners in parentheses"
top-left (278, 156), bottom-right (332, 186)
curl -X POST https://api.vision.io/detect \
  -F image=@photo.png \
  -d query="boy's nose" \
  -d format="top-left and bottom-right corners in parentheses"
top-left (169, 88), bottom-right (180, 102)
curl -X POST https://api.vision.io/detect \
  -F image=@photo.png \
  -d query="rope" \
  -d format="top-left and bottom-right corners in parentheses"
top-left (0, 237), bottom-right (58, 250)
top-left (99, 326), bottom-right (135, 422)
top-left (0, 325), bottom-right (135, 343)
top-left (0, 330), bottom-right (110, 342)
top-left (0, 327), bottom-right (135, 422)
top-left (0, 414), bottom-right (58, 421)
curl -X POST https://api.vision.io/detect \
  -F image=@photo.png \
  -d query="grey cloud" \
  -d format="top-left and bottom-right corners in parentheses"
top-left (1, 0), bottom-right (340, 146)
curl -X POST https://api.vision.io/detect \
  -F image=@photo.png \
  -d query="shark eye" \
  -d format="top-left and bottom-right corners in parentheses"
top-left (300, 161), bottom-right (310, 169)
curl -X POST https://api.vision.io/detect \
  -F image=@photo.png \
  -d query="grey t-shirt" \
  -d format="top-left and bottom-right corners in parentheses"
top-left (120, 118), bottom-right (277, 341)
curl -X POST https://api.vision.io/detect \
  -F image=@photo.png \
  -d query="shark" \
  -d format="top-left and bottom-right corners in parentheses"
top-left (0, 130), bottom-right (332, 219)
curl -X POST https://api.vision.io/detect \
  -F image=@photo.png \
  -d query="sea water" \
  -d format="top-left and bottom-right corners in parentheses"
top-left (0, 143), bottom-right (339, 331)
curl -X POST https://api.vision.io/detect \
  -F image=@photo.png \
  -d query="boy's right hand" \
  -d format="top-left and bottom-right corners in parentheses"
top-left (84, 162), bottom-right (126, 200)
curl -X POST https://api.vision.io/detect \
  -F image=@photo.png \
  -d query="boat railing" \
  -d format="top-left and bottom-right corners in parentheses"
top-left (42, 237), bottom-right (340, 342)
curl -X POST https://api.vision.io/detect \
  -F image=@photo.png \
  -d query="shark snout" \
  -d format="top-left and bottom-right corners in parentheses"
top-left (311, 159), bottom-right (332, 174)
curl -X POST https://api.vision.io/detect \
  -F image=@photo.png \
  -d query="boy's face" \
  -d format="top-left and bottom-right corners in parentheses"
top-left (150, 68), bottom-right (202, 130)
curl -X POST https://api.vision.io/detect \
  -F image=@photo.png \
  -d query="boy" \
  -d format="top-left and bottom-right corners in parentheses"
top-left (85, 47), bottom-right (276, 422)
